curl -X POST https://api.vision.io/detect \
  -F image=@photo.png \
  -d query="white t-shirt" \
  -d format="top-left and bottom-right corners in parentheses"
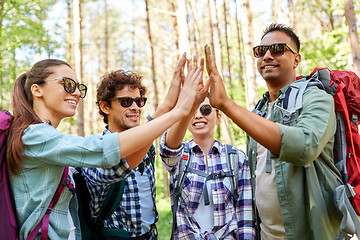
top-left (193, 180), bottom-right (214, 233)
top-left (255, 101), bottom-right (287, 240)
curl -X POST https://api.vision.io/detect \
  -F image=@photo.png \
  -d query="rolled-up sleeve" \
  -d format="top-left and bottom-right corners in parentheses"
top-left (22, 123), bottom-right (121, 168)
top-left (272, 87), bottom-right (336, 166)
top-left (159, 131), bottom-right (184, 171)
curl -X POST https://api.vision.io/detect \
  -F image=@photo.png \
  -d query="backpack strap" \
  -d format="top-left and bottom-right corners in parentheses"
top-left (225, 144), bottom-right (239, 207)
top-left (28, 166), bottom-right (74, 240)
top-left (276, 79), bottom-right (309, 126)
top-left (96, 180), bottom-right (126, 226)
top-left (171, 145), bottom-right (193, 240)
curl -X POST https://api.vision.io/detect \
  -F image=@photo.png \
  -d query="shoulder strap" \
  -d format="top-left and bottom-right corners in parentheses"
top-left (225, 144), bottom-right (239, 207)
top-left (148, 144), bottom-right (156, 167)
top-left (277, 79), bottom-right (309, 126)
top-left (171, 145), bottom-right (193, 240)
top-left (97, 180), bottom-right (126, 225)
top-left (28, 166), bottom-right (73, 240)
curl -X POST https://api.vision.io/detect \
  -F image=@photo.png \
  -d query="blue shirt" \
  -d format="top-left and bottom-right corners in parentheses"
top-left (81, 127), bottom-right (158, 238)
top-left (9, 123), bottom-right (122, 240)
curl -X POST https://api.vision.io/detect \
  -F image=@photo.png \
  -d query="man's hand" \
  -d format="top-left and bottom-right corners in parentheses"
top-left (154, 53), bottom-right (187, 118)
top-left (204, 44), bottom-right (230, 111)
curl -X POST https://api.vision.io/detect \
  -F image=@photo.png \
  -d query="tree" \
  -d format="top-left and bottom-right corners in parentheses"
top-left (242, 0), bottom-right (258, 110)
top-left (0, 0), bottom-right (58, 110)
top-left (344, 0), bottom-right (360, 76)
top-left (74, 0), bottom-right (84, 136)
top-left (145, 0), bottom-right (159, 110)
top-left (177, 0), bottom-right (190, 54)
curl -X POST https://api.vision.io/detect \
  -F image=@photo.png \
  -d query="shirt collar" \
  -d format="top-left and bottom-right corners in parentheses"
top-left (103, 125), bottom-right (112, 135)
top-left (188, 139), bottom-right (222, 154)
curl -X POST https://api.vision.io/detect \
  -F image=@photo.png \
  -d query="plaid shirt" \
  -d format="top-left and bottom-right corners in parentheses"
top-left (82, 127), bottom-right (158, 238)
top-left (160, 134), bottom-right (255, 240)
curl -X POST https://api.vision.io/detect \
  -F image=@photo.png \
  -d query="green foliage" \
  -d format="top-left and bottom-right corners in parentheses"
top-left (300, 27), bottom-right (350, 74)
top-left (0, 0), bottom-right (59, 110)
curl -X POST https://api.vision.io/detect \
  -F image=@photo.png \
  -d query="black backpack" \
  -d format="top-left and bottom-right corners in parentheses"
top-left (74, 145), bottom-right (155, 240)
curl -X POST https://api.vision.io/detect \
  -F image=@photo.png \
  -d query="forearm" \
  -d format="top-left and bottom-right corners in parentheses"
top-left (220, 99), bottom-right (281, 155)
top-left (125, 146), bottom-right (151, 169)
top-left (165, 110), bottom-right (195, 149)
top-left (118, 109), bottom-right (184, 160)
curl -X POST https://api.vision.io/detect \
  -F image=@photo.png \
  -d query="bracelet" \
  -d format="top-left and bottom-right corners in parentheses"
top-left (146, 115), bottom-right (154, 121)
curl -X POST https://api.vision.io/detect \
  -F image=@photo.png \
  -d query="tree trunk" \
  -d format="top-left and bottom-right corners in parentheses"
top-left (288, 0), bottom-right (295, 27)
top-left (208, 0), bottom-right (232, 145)
top-left (271, 0), bottom-right (277, 23)
top-left (223, 0), bottom-right (234, 99)
top-left (242, 0), bottom-right (258, 110)
top-left (74, 0), bottom-right (84, 136)
top-left (66, 0), bottom-right (73, 67)
top-left (170, 0), bottom-right (180, 60)
top-left (177, 0), bottom-right (190, 54)
top-left (0, 0), bottom-right (4, 108)
top-left (104, 0), bottom-right (109, 71)
top-left (188, 0), bottom-right (201, 56)
top-left (207, 0), bottom-right (223, 74)
top-left (131, 0), bottom-right (136, 70)
top-left (160, 50), bottom-right (169, 197)
top-left (344, 0), bottom-right (360, 76)
top-left (145, 0), bottom-right (159, 109)
top-left (234, 0), bottom-right (245, 87)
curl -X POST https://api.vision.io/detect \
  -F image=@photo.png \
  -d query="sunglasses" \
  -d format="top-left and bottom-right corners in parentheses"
top-left (45, 77), bottom-right (87, 98)
top-left (109, 97), bottom-right (147, 108)
top-left (200, 104), bottom-right (212, 116)
top-left (253, 43), bottom-right (297, 58)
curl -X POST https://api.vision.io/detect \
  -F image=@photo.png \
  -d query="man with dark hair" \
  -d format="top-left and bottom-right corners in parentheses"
top-left (205, 23), bottom-right (342, 239)
top-left (81, 54), bottom-right (193, 239)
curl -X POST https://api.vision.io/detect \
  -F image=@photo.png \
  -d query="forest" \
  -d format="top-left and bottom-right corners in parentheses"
top-left (1, 0), bottom-right (359, 238)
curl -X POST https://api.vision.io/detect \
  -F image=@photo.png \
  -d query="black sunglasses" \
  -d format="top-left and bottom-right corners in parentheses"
top-left (200, 104), bottom-right (212, 116)
top-left (253, 43), bottom-right (297, 58)
top-left (109, 97), bottom-right (147, 108)
top-left (35, 77), bottom-right (87, 98)
top-left (52, 77), bottom-right (87, 98)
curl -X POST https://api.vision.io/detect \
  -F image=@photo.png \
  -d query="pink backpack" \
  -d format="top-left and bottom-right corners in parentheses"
top-left (0, 110), bottom-right (73, 239)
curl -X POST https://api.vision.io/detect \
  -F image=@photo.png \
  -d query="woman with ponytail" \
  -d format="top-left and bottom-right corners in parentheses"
top-left (7, 58), bottom-right (208, 239)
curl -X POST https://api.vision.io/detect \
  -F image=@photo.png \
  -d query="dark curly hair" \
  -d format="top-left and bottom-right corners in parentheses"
top-left (96, 70), bottom-right (147, 124)
top-left (262, 23), bottom-right (300, 52)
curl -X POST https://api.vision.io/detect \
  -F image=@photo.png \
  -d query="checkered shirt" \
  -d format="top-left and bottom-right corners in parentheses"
top-left (160, 134), bottom-right (255, 239)
top-left (81, 127), bottom-right (158, 238)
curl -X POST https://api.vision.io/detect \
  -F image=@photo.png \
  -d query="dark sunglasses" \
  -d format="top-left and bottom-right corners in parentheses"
top-left (109, 97), bottom-right (147, 108)
top-left (253, 43), bottom-right (297, 58)
top-left (200, 104), bottom-right (212, 116)
top-left (35, 77), bottom-right (87, 98)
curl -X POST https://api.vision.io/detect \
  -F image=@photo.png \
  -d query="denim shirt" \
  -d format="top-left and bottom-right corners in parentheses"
top-left (9, 123), bottom-right (122, 240)
top-left (247, 78), bottom-right (342, 240)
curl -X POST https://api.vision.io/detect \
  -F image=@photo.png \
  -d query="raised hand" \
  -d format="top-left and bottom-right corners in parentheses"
top-left (174, 56), bottom-right (209, 117)
top-left (163, 52), bottom-right (187, 109)
top-left (153, 53), bottom-right (186, 118)
top-left (204, 44), bottom-right (229, 111)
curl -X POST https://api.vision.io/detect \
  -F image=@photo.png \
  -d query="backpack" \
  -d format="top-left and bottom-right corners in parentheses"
top-left (170, 144), bottom-right (240, 239)
top-left (253, 68), bottom-right (360, 239)
top-left (0, 110), bottom-right (74, 240)
top-left (74, 145), bottom-right (156, 240)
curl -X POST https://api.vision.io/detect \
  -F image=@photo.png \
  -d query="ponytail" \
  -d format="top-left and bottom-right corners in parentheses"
top-left (6, 59), bottom-right (71, 174)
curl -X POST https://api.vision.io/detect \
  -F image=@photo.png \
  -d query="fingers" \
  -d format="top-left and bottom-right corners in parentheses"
top-left (204, 44), bottom-right (220, 77)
